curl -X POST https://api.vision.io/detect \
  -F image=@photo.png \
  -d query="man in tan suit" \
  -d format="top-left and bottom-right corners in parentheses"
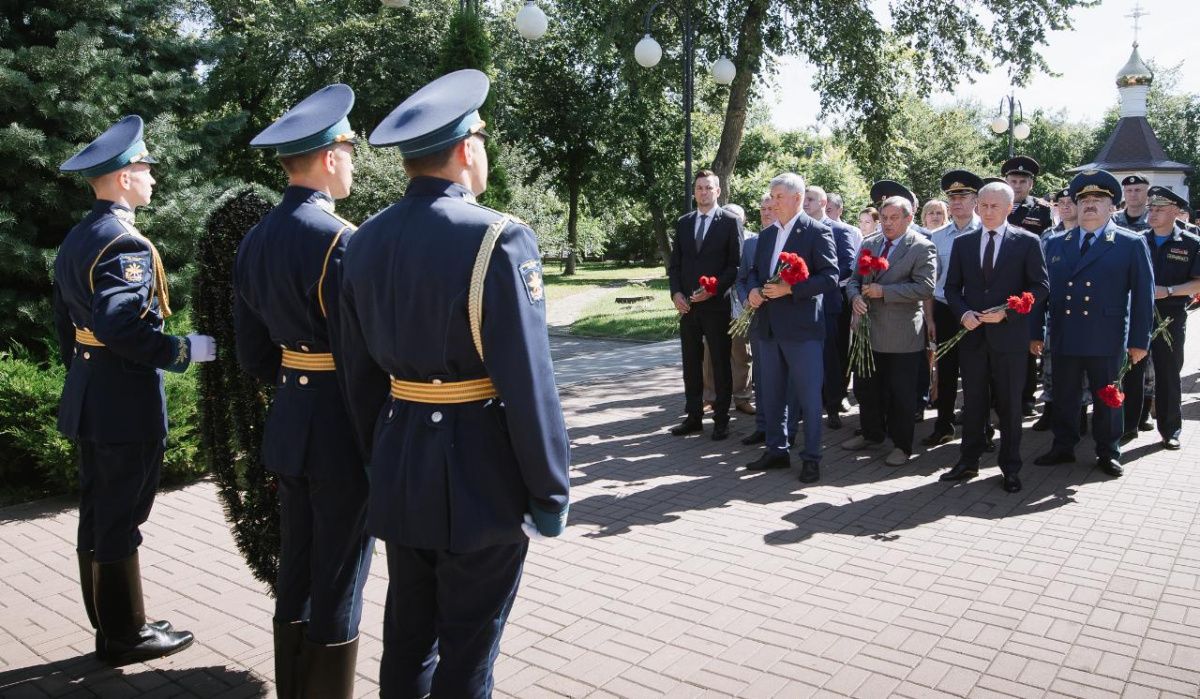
top-left (842, 196), bottom-right (937, 466)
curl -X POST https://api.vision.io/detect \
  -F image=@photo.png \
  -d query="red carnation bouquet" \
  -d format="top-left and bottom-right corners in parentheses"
top-left (697, 275), bottom-right (719, 296)
top-left (846, 249), bottom-right (890, 377)
top-left (728, 252), bottom-right (809, 337)
top-left (1097, 295), bottom-right (1200, 408)
top-left (933, 291), bottom-right (1036, 361)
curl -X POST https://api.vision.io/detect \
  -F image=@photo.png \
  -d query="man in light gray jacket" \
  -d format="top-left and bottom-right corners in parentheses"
top-left (843, 196), bottom-right (937, 466)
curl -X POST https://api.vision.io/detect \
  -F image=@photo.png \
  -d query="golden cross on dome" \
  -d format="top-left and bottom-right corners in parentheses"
top-left (1125, 1), bottom-right (1149, 45)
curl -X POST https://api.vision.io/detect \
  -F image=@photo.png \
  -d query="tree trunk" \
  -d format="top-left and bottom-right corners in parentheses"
top-left (565, 175), bottom-right (580, 275)
top-left (711, 0), bottom-right (768, 205)
top-left (650, 204), bottom-right (670, 270)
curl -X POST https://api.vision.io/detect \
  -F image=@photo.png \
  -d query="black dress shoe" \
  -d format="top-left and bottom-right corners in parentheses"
top-left (746, 451), bottom-right (790, 471)
top-left (939, 461), bottom-right (979, 482)
top-left (1163, 437), bottom-right (1181, 450)
top-left (1022, 402), bottom-right (1036, 417)
top-left (826, 414), bottom-right (843, 430)
top-left (670, 418), bottom-right (702, 436)
top-left (1002, 474), bottom-right (1022, 493)
top-left (1031, 403), bottom-right (1053, 432)
top-left (741, 431), bottom-right (765, 446)
top-left (921, 429), bottom-right (954, 447)
top-left (798, 460), bottom-right (820, 483)
top-left (1119, 430), bottom-right (1137, 446)
top-left (1097, 457), bottom-right (1123, 477)
top-left (712, 423), bottom-right (729, 441)
top-left (1034, 450), bottom-right (1075, 466)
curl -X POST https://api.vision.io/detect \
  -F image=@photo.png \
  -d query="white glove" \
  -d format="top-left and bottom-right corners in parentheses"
top-left (522, 513), bottom-right (548, 541)
top-left (187, 334), bottom-right (217, 362)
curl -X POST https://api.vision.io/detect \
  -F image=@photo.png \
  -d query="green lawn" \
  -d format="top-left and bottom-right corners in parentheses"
top-left (542, 261), bottom-right (665, 301)
top-left (569, 278), bottom-right (680, 341)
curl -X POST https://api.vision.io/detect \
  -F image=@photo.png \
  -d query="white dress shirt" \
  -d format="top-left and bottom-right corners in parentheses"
top-left (931, 213), bottom-right (981, 302)
top-left (979, 221), bottom-right (1006, 268)
top-left (770, 210), bottom-right (802, 275)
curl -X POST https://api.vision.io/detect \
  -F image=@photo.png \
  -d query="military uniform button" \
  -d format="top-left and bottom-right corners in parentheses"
top-left (1086, 281), bottom-right (1092, 287)
top-left (301, 344), bottom-right (309, 352)
top-left (1068, 282), bottom-right (1074, 287)
top-left (431, 411), bottom-right (443, 423)
top-left (388, 408), bottom-right (394, 419)
top-left (1083, 311), bottom-right (1089, 316)
top-left (1066, 310), bottom-right (1071, 315)
top-left (83, 351), bottom-right (91, 360)
top-left (282, 375), bottom-right (287, 383)
top-left (1066, 295), bottom-right (1072, 300)
top-left (1084, 296), bottom-right (1090, 301)
top-left (299, 375), bottom-right (309, 385)
top-left (431, 378), bottom-right (443, 385)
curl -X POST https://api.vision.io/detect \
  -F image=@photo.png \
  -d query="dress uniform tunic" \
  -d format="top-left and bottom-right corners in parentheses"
top-left (233, 186), bottom-right (372, 645)
top-left (1120, 225), bottom-right (1200, 442)
top-left (1008, 196), bottom-right (1054, 236)
top-left (1041, 221), bottom-right (1154, 463)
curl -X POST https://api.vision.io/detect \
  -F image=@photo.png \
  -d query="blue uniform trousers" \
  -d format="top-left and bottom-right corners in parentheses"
top-left (76, 439), bottom-right (164, 563)
top-left (758, 338), bottom-right (823, 462)
top-left (1122, 308), bottom-right (1186, 440)
top-left (1050, 353), bottom-right (1123, 460)
top-left (752, 337), bottom-right (798, 436)
top-left (276, 472), bottom-right (372, 644)
top-left (380, 540), bottom-right (528, 699)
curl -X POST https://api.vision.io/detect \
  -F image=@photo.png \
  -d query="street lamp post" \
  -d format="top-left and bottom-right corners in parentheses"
top-left (990, 92), bottom-right (1030, 158)
top-left (634, 1), bottom-right (734, 213)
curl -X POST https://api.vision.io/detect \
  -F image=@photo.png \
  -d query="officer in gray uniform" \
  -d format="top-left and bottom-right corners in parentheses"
top-left (55, 115), bottom-right (215, 664)
top-left (333, 70), bottom-right (571, 698)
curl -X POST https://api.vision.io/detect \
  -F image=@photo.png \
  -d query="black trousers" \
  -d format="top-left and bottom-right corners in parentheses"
top-left (680, 308), bottom-right (732, 421)
top-left (854, 350), bottom-right (922, 454)
top-left (932, 301), bottom-right (961, 432)
top-left (822, 309), bottom-right (844, 411)
top-left (276, 472), bottom-right (373, 644)
top-left (1051, 353), bottom-right (1123, 460)
top-left (1122, 307), bottom-right (1186, 440)
top-left (77, 439), bottom-right (164, 563)
top-left (380, 540), bottom-right (528, 699)
top-left (837, 300), bottom-right (853, 398)
top-left (960, 344), bottom-right (1026, 474)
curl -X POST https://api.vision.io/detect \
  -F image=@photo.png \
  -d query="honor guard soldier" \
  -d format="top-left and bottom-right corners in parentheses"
top-left (1112, 174), bottom-right (1151, 229)
top-left (54, 116), bottom-right (214, 664)
top-left (333, 70), bottom-right (571, 698)
top-left (235, 84), bottom-right (372, 698)
top-left (1033, 169), bottom-right (1154, 477)
top-left (1120, 186), bottom-right (1200, 449)
top-left (1002, 156), bottom-right (1054, 236)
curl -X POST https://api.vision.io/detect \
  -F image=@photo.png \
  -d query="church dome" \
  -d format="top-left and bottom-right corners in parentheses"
top-left (1116, 43), bottom-right (1153, 88)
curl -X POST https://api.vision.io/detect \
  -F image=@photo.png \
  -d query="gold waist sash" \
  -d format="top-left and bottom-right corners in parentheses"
top-left (389, 376), bottom-right (497, 404)
top-left (280, 349), bottom-right (336, 371)
top-left (75, 328), bottom-right (105, 347)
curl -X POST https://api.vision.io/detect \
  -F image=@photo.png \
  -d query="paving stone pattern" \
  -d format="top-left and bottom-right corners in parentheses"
top-left (2, 331), bottom-right (1200, 698)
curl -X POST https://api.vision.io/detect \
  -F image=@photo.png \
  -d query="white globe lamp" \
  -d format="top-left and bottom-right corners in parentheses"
top-left (711, 57), bottom-right (735, 85)
top-left (635, 35), bottom-right (663, 68)
top-left (515, 1), bottom-right (548, 40)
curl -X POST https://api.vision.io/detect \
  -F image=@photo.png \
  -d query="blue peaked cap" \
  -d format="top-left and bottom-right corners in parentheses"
top-left (251, 84), bottom-right (357, 157)
top-left (369, 69), bottom-right (489, 158)
top-left (1069, 169), bottom-right (1123, 207)
top-left (60, 115), bottom-right (157, 178)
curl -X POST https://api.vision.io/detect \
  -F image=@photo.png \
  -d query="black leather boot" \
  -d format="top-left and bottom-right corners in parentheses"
top-left (300, 636), bottom-right (359, 698)
top-left (94, 551), bottom-right (194, 665)
top-left (80, 551), bottom-right (172, 661)
top-left (274, 619), bottom-right (307, 698)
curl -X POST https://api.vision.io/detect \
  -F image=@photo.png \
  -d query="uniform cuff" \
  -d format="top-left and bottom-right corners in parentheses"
top-left (528, 499), bottom-right (568, 537)
top-left (165, 335), bottom-right (191, 373)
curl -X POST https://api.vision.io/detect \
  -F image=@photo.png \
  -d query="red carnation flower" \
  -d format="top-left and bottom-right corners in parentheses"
top-left (698, 275), bottom-right (718, 295)
top-left (856, 250), bottom-right (876, 276)
top-left (1097, 384), bottom-right (1125, 409)
top-left (1006, 291), bottom-right (1035, 314)
top-left (872, 256), bottom-right (890, 273)
top-left (781, 256), bottom-right (810, 285)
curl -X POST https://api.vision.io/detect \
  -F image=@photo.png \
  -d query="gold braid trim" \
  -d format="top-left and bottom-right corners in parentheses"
top-left (467, 215), bottom-right (511, 362)
top-left (317, 225), bottom-right (352, 318)
top-left (145, 239), bottom-right (172, 319)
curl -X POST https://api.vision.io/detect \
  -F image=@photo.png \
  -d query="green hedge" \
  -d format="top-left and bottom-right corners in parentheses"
top-left (0, 343), bottom-right (205, 498)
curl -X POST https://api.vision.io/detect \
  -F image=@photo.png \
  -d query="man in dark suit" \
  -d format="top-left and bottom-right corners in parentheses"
top-left (743, 173), bottom-right (839, 483)
top-left (941, 182), bottom-right (1049, 493)
top-left (668, 169), bottom-right (742, 440)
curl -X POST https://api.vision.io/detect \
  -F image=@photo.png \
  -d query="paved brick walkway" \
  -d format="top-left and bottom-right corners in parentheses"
top-left (3, 332), bottom-right (1200, 698)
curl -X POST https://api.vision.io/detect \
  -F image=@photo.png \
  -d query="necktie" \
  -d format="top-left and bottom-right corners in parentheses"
top-left (695, 214), bottom-right (708, 252)
top-left (1080, 231), bottom-right (1095, 257)
top-left (880, 239), bottom-right (893, 260)
top-left (982, 230), bottom-right (996, 283)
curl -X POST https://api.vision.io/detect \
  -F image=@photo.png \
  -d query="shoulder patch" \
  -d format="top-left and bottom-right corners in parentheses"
top-left (519, 259), bottom-right (545, 304)
top-left (118, 252), bottom-right (151, 284)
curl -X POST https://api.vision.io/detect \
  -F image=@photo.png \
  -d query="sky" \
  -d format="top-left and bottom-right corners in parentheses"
top-left (769, 0), bottom-right (1200, 132)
